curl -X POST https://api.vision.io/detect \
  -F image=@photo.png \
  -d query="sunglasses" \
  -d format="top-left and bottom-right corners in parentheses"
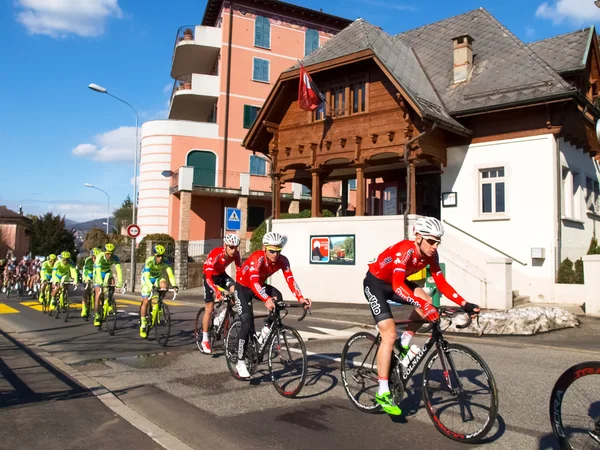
top-left (227, 245), bottom-right (238, 250)
top-left (425, 238), bottom-right (441, 246)
top-left (266, 248), bottom-right (282, 254)
top-left (105, 252), bottom-right (113, 256)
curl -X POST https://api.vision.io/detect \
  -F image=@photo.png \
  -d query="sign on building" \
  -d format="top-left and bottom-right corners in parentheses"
top-left (225, 207), bottom-right (242, 231)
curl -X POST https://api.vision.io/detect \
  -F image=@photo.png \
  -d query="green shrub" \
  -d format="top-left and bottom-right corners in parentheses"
top-left (574, 258), bottom-right (584, 284)
top-left (587, 235), bottom-right (600, 255)
top-left (557, 257), bottom-right (575, 284)
top-left (137, 233), bottom-right (175, 262)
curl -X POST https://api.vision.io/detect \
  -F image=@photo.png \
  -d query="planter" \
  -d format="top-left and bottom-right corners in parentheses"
top-left (183, 28), bottom-right (193, 40)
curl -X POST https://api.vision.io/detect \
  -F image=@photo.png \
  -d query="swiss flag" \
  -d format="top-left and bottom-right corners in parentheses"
top-left (298, 63), bottom-right (325, 111)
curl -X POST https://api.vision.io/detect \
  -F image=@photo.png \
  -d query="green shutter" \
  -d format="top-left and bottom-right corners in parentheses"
top-left (305, 29), bottom-right (319, 56)
top-left (252, 59), bottom-right (260, 80)
top-left (255, 16), bottom-right (270, 47)
top-left (261, 59), bottom-right (269, 82)
top-left (255, 16), bottom-right (262, 47)
top-left (187, 151), bottom-right (216, 187)
top-left (243, 105), bottom-right (252, 128)
top-left (263, 17), bottom-right (270, 48)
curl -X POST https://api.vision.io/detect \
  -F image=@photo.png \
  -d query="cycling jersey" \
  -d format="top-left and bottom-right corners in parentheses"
top-left (203, 247), bottom-right (241, 295)
top-left (142, 256), bottom-right (176, 286)
top-left (83, 257), bottom-right (94, 281)
top-left (236, 250), bottom-right (303, 302)
top-left (40, 261), bottom-right (54, 280)
top-left (52, 260), bottom-right (78, 284)
top-left (94, 252), bottom-right (123, 286)
top-left (367, 239), bottom-right (464, 307)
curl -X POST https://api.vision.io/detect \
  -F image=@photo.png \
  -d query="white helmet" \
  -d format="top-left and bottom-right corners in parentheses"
top-left (263, 231), bottom-right (284, 247)
top-left (223, 234), bottom-right (240, 247)
top-left (414, 217), bottom-right (444, 239)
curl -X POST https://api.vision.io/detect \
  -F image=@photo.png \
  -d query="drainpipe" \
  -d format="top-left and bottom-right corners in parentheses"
top-left (555, 136), bottom-right (562, 281)
top-left (221, 0), bottom-right (234, 187)
top-left (403, 122), bottom-right (437, 238)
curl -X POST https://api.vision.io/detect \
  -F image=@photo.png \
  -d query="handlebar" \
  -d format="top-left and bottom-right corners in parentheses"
top-left (272, 300), bottom-right (311, 322)
top-left (437, 306), bottom-right (479, 329)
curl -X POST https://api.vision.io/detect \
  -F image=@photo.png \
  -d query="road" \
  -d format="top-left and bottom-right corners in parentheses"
top-left (0, 289), bottom-right (596, 449)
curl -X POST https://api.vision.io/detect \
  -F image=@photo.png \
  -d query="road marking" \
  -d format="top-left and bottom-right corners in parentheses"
top-left (115, 298), bottom-right (186, 307)
top-left (298, 326), bottom-right (367, 341)
top-left (20, 301), bottom-right (42, 312)
top-left (0, 303), bottom-right (19, 314)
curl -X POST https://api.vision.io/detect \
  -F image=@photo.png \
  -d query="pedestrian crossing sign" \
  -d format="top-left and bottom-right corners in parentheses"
top-left (225, 207), bottom-right (242, 231)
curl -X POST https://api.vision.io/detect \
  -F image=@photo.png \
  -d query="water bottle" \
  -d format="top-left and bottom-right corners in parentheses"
top-left (257, 322), bottom-right (271, 345)
top-left (213, 308), bottom-right (227, 327)
top-left (400, 344), bottom-right (421, 368)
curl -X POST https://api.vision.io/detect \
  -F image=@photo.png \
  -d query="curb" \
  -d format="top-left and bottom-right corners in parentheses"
top-left (0, 316), bottom-right (194, 450)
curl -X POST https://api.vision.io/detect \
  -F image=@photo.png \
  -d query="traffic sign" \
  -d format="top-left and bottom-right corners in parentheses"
top-left (225, 207), bottom-right (242, 231)
top-left (127, 224), bottom-right (141, 238)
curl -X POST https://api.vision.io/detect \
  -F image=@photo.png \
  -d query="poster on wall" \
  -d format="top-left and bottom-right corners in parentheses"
top-left (310, 235), bottom-right (355, 265)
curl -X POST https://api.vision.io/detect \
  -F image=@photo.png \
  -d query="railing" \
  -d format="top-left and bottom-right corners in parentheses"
top-left (170, 169), bottom-right (179, 190)
top-left (192, 169), bottom-right (240, 190)
top-left (171, 74), bottom-right (193, 100)
top-left (188, 239), bottom-right (222, 258)
top-left (443, 220), bottom-right (528, 266)
top-left (172, 24), bottom-right (196, 54)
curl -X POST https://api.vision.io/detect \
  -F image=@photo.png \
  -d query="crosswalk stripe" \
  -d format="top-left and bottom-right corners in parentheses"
top-left (0, 303), bottom-right (20, 314)
top-left (115, 299), bottom-right (185, 307)
top-left (20, 301), bottom-right (42, 312)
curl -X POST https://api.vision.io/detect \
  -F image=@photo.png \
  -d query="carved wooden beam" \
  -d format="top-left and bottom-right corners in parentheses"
top-left (310, 143), bottom-right (318, 166)
top-left (325, 140), bottom-right (332, 150)
top-left (370, 133), bottom-right (378, 144)
top-left (339, 138), bottom-right (347, 148)
top-left (298, 144), bottom-right (304, 155)
top-left (387, 131), bottom-right (395, 142)
top-left (263, 121), bottom-right (279, 130)
top-left (354, 136), bottom-right (362, 163)
top-left (284, 146), bottom-right (291, 156)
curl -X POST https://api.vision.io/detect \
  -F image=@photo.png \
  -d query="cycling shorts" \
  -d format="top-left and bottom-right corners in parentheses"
top-left (54, 274), bottom-right (70, 284)
top-left (44, 274), bottom-right (52, 281)
top-left (204, 273), bottom-right (235, 303)
top-left (94, 271), bottom-right (112, 287)
top-left (363, 271), bottom-right (419, 323)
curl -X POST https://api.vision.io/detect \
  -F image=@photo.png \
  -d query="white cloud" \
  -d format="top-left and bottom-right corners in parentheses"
top-left (163, 82), bottom-right (173, 93)
top-left (72, 126), bottom-right (137, 162)
top-left (536, 0), bottom-right (600, 25)
top-left (15, 0), bottom-right (123, 38)
top-left (50, 202), bottom-right (111, 222)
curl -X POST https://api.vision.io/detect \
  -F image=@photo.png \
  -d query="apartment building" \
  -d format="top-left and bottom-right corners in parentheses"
top-left (137, 0), bottom-right (352, 251)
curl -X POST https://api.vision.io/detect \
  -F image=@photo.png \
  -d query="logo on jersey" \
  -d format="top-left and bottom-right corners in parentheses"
top-left (379, 256), bottom-right (393, 269)
top-left (364, 286), bottom-right (381, 315)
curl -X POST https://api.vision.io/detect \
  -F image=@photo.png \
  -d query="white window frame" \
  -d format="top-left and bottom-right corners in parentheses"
top-left (252, 57), bottom-right (270, 83)
top-left (473, 164), bottom-right (509, 221)
top-left (562, 166), bottom-right (582, 221)
top-left (586, 175), bottom-right (600, 215)
top-left (249, 154), bottom-right (268, 176)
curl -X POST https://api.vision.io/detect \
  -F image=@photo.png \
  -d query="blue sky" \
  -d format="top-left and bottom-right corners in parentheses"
top-left (0, 0), bottom-right (598, 222)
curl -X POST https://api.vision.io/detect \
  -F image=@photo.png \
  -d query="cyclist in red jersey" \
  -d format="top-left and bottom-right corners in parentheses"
top-left (201, 234), bottom-right (242, 353)
top-left (364, 216), bottom-right (480, 416)
top-left (233, 231), bottom-right (311, 378)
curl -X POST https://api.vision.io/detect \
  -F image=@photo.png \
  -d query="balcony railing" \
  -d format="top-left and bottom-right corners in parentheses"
top-left (173, 25), bottom-right (196, 53)
top-left (171, 74), bottom-right (192, 101)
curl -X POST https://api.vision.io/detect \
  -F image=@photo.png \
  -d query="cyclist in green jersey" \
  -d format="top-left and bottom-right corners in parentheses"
top-left (38, 254), bottom-right (57, 303)
top-left (81, 248), bottom-right (100, 318)
top-left (139, 244), bottom-right (178, 338)
top-left (51, 251), bottom-right (79, 310)
top-left (93, 243), bottom-right (123, 327)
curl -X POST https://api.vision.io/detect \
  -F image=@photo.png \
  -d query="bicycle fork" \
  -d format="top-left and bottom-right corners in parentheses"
top-left (436, 341), bottom-right (475, 423)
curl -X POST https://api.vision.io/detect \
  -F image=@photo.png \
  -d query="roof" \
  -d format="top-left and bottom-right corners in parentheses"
top-left (0, 206), bottom-right (25, 220)
top-left (286, 19), bottom-right (470, 134)
top-left (396, 7), bottom-right (576, 115)
top-left (528, 27), bottom-right (592, 74)
top-left (201, 0), bottom-right (352, 29)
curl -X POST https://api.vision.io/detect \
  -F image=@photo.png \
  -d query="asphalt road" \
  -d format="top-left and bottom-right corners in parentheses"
top-left (0, 289), bottom-right (597, 449)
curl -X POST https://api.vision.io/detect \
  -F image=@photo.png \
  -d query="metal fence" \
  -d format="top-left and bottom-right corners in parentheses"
top-left (188, 239), bottom-right (222, 258)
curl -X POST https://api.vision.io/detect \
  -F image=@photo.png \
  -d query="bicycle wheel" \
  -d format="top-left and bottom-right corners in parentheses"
top-left (268, 325), bottom-right (307, 398)
top-left (106, 296), bottom-right (117, 336)
top-left (62, 289), bottom-right (70, 322)
top-left (550, 361), bottom-right (600, 450)
top-left (154, 303), bottom-right (170, 346)
top-left (224, 319), bottom-right (257, 380)
top-left (54, 290), bottom-right (61, 320)
top-left (340, 332), bottom-right (382, 413)
top-left (422, 343), bottom-right (498, 443)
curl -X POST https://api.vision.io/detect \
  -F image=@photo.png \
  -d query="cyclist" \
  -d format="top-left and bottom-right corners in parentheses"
top-left (93, 243), bottom-right (123, 327)
top-left (3, 257), bottom-right (17, 291)
top-left (139, 244), bottom-right (178, 339)
top-left (234, 231), bottom-right (311, 378)
top-left (81, 248), bottom-right (100, 318)
top-left (363, 216), bottom-right (479, 416)
top-left (16, 256), bottom-right (30, 294)
top-left (51, 251), bottom-right (79, 310)
top-left (39, 254), bottom-right (57, 302)
top-left (200, 234), bottom-right (242, 353)
top-left (0, 258), bottom-right (5, 290)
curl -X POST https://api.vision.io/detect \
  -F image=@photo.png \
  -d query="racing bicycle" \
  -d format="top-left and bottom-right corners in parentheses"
top-left (138, 286), bottom-right (175, 346)
top-left (194, 292), bottom-right (237, 354)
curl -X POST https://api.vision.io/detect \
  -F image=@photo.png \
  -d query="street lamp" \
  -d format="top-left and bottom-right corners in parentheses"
top-left (84, 183), bottom-right (110, 234)
top-left (88, 83), bottom-right (139, 292)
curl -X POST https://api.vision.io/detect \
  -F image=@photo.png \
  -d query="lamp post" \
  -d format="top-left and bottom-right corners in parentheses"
top-left (84, 183), bottom-right (110, 234)
top-left (89, 83), bottom-right (139, 292)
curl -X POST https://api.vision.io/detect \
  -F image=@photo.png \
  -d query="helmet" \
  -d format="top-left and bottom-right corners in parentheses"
top-left (413, 217), bottom-right (444, 239)
top-left (92, 247), bottom-right (101, 257)
top-left (23, 255), bottom-right (30, 261)
top-left (223, 234), bottom-right (240, 247)
top-left (49, 254), bottom-right (57, 261)
top-left (11, 256), bottom-right (17, 262)
top-left (262, 232), bottom-right (284, 248)
top-left (61, 251), bottom-right (71, 260)
top-left (104, 243), bottom-right (115, 252)
top-left (153, 244), bottom-right (166, 256)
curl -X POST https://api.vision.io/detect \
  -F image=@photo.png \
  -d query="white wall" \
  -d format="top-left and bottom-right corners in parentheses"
top-left (442, 134), bottom-right (557, 302)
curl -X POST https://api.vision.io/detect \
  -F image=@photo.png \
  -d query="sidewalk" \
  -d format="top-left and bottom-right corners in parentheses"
top-left (0, 329), bottom-right (162, 449)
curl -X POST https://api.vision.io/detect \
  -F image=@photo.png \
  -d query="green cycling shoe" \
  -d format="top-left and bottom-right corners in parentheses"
top-left (375, 392), bottom-right (402, 416)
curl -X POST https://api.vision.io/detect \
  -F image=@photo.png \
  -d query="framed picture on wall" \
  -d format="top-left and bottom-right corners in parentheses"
top-left (309, 235), bottom-right (355, 265)
top-left (442, 192), bottom-right (458, 207)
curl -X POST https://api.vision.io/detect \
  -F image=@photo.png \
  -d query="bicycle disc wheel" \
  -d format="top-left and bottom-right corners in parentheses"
top-left (422, 343), bottom-right (498, 443)
top-left (106, 297), bottom-right (117, 336)
top-left (340, 332), bottom-right (382, 413)
top-left (62, 290), bottom-right (70, 322)
top-left (268, 325), bottom-right (307, 398)
top-left (154, 303), bottom-right (171, 346)
top-left (550, 361), bottom-right (600, 450)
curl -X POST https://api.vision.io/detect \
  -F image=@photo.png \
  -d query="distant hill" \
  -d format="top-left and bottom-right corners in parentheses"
top-left (64, 218), bottom-right (77, 227)
top-left (70, 218), bottom-right (116, 233)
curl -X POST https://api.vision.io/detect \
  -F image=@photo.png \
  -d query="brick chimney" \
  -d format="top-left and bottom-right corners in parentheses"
top-left (451, 34), bottom-right (474, 84)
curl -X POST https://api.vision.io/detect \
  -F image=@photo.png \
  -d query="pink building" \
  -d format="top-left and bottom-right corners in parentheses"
top-left (0, 206), bottom-right (31, 259)
top-left (138, 0), bottom-right (352, 251)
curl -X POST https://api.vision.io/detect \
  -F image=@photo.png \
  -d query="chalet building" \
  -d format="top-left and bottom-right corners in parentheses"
top-left (0, 206), bottom-right (31, 259)
top-left (243, 8), bottom-right (600, 308)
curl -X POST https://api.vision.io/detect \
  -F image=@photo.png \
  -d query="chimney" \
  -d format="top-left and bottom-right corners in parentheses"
top-left (19, 205), bottom-right (23, 215)
top-left (451, 34), bottom-right (474, 84)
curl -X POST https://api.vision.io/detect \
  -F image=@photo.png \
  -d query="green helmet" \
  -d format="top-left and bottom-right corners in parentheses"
top-left (49, 254), bottom-right (57, 261)
top-left (104, 243), bottom-right (115, 252)
top-left (153, 244), bottom-right (166, 256)
top-left (91, 247), bottom-right (101, 257)
top-left (61, 251), bottom-right (71, 260)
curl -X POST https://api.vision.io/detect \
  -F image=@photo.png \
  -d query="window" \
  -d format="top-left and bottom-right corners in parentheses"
top-left (252, 58), bottom-right (269, 82)
top-left (562, 167), bottom-right (581, 219)
top-left (254, 16), bottom-right (270, 48)
top-left (479, 167), bottom-right (505, 214)
top-left (352, 81), bottom-right (366, 113)
top-left (305, 29), bottom-right (319, 56)
top-left (312, 77), bottom-right (367, 121)
top-left (315, 102), bottom-right (326, 121)
top-left (187, 151), bottom-right (217, 187)
top-left (243, 105), bottom-right (260, 129)
top-left (586, 176), bottom-right (600, 213)
top-left (302, 185), bottom-right (311, 195)
top-left (248, 206), bottom-right (266, 229)
top-left (250, 155), bottom-right (266, 176)
top-left (332, 87), bottom-right (346, 117)
top-left (348, 179), bottom-right (357, 190)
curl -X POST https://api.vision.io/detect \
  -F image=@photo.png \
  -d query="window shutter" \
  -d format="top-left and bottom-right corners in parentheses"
top-left (304, 31), bottom-right (310, 56)
top-left (255, 17), bottom-right (263, 47)
top-left (258, 157), bottom-right (266, 175)
top-left (261, 59), bottom-right (269, 82)
top-left (312, 30), bottom-right (319, 52)
top-left (250, 156), bottom-right (257, 174)
top-left (243, 105), bottom-right (251, 128)
top-left (263, 17), bottom-right (270, 48)
top-left (253, 59), bottom-right (260, 81)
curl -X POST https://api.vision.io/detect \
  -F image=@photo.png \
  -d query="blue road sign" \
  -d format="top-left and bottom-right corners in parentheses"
top-left (225, 207), bottom-right (242, 231)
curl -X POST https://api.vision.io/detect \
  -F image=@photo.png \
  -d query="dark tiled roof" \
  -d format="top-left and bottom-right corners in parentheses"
top-left (0, 206), bottom-right (24, 219)
top-left (287, 20), bottom-right (469, 134)
top-left (396, 8), bottom-right (576, 114)
top-left (528, 27), bottom-right (591, 74)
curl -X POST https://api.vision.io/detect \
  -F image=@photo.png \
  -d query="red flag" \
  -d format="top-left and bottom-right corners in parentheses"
top-left (298, 64), bottom-right (325, 111)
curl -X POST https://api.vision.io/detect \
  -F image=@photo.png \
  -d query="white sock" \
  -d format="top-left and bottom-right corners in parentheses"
top-left (202, 332), bottom-right (209, 342)
top-left (401, 331), bottom-right (414, 348)
top-left (378, 378), bottom-right (389, 395)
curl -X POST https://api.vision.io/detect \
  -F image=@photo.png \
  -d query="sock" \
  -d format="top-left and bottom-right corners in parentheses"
top-left (401, 331), bottom-right (414, 348)
top-left (202, 332), bottom-right (209, 342)
top-left (378, 377), bottom-right (389, 395)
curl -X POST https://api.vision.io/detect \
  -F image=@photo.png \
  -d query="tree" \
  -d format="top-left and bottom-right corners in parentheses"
top-left (343, 236), bottom-right (355, 260)
top-left (137, 233), bottom-right (175, 262)
top-left (113, 195), bottom-right (136, 233)
top-left (587, 235), bottom-right (600, 255)
top-left (29, 213), bottom-right (77, 259)
top-left (84, 228), bottom-right (109, 251)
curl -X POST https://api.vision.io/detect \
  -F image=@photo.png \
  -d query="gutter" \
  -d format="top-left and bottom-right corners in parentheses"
top-left (403, 122), bottom-right (437, 238)
top-left (221, 0), bottom-right (234, 187)
top-left (582, 25), bottom-right (595, 68)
